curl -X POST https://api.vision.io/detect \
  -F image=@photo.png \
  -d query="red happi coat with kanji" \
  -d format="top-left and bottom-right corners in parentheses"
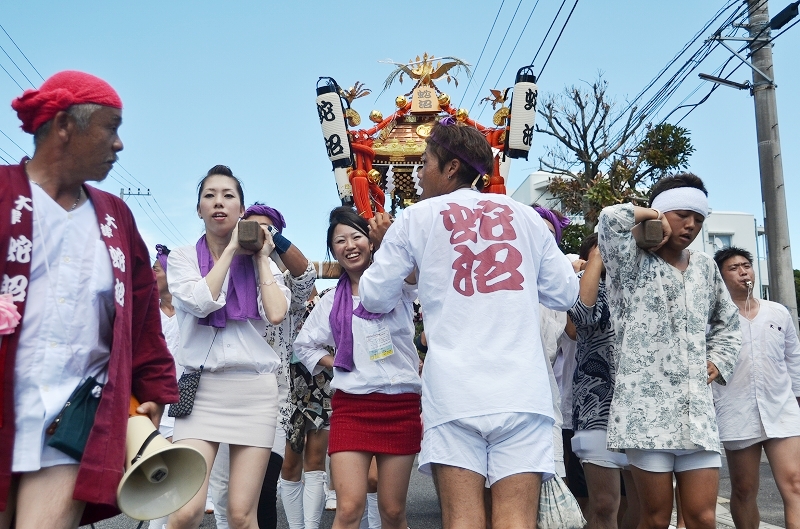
top-left (0, 160), bottom-right (179, 524)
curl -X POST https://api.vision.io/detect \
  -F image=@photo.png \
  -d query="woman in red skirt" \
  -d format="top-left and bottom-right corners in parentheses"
top-left (294, 206), bottom-right (422, 529)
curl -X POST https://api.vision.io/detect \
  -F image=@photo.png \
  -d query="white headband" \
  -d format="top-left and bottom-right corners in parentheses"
top-left (651, 187), bottom-right (708, 218)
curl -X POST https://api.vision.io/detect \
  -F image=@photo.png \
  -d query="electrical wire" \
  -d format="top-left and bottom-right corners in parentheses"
top-left (468, 0), bottom-right (525, 113)
top-left (116, 161), bottom-right (151, 190)
top-left (0, 42), bottom-right (34, 87)
top-left (531, 0), bottom-right (568, 66)
top-left (476, 0), bottom-right (543, 122)
top-left (0, 61), bottom-right (24, 91)
top-left (0, 142), bottom-right (17, 163)
top-left (457, 0), bottom-right (507, 108)
top-left (609, 0), bottom-right (744, 131)
top-left (141, 194), bottom-right (186, 246)
top-left (151, 195), bottom-right (190, 245)
top-left (133, 196), bottom-right (182, 247)
top-left (605, 0), bottom-right (748, 147)
top-left (0, 26), bottom-right (192, 248)
top-left (0, 126), bottom-right (29, 156)
top-left (0, 23), bottom-right (44, 81)
top-left (538, 0), bottom-right (581, 79)
top-left (659, 0), bottom-right (799, 126)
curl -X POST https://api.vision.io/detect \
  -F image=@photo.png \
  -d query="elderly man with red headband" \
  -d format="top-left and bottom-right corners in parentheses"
top-left (0, 71), bottom-right (178, 528)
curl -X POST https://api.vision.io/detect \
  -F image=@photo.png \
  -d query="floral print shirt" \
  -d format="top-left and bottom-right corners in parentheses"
top-left (263, 261), bottom-right (317, 431)
top-left (597, 203), bottom-right (741, 452)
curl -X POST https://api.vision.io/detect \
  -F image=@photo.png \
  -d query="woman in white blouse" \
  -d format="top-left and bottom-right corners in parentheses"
top-left (294, 206), bottom-right (422, 529)
top-left (166, 165), bottom-right (289, 529)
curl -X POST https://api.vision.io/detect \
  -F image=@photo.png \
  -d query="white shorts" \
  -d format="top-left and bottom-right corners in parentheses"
top-left (419, 412), bottom-right (555, 486)
top-left (626, 448), bottom-right (721, 473)
top-left (572, 429), bottom-right (628, 469)
top-left (722, 420), bottom-right (769, 451)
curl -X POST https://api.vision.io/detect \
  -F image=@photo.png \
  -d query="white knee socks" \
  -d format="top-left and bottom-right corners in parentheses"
top-left (367, 492), bottom-right (381, 529)
top-left (147, 516), bottom-right (167, 529)
top-left (303, 470), bottom-right (327, 529)
top-left (280, 478), bottom-right (305, 529)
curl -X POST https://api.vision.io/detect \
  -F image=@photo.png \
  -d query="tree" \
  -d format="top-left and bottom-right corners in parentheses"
top-left (794, 269), bottom-right (800, 309)
top-left (536, 75), bottom-right (695, 231)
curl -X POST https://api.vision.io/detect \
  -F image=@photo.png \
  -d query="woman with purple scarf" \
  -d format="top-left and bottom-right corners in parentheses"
top-left (165, 165), bottom-right (290, 529)
top-left (294, 206), bottom-right (422, 529)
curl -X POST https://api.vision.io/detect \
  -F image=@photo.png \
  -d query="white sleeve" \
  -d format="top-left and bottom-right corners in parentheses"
top-left (293, 295), bottom-right (336, 376)
top-left (535, 227), bottom-right (580, 312)
top-left (780, 307), bottom-right (800, 396)
top-left (360, 212), bottom-right (416, 314)
top-left (167, 246), bottom-right (226, 318)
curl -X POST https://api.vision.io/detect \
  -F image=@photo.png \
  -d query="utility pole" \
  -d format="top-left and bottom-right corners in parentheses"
top-left (748, 0), bottom-right (798, 329)
top-left (120, 188), bottom-right (151, 200)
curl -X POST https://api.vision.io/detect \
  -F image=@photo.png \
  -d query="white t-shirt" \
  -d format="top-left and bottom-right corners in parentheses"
top-left (13, 187), bottom-right (114, 471)
top-left (167, 245), bottom-right (290, 374)
top-left (554, 333), bottom-right (578, 429)
top-left (294, 282), bottom-right (422, 395)
top-left (158, 310), bottom-right (181, 435)
top-left (713, 299), bottom-right (800, 441)
top-left (360, 188), bottom-right (579, 429)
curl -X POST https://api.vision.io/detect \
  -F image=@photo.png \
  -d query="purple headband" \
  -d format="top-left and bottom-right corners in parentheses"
top-left (155, 244), bottom-right (170, 272)
top-left (427, 117), bottom-right (489, 177)
top-left (243, 203), bottom-right (286, 233)
top-left (533, 206), bottom-right (570, 244)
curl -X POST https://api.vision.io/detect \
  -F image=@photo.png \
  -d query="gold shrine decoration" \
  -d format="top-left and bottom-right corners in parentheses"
top-left (381, 53), bottom-right (471, 93)
top-left (411, 84), bottom-right (440, 113)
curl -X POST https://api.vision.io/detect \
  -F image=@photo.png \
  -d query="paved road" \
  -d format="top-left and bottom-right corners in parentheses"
top-left (87, 451), bottom-right (786, 529)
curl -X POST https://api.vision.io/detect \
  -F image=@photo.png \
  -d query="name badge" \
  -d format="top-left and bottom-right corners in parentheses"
top-left (365, 319), bottom-right (394, 361)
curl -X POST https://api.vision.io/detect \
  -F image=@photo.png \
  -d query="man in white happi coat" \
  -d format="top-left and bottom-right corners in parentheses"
top-left (713, 246), bottom-right (800, 529)
top-left (360, 118), bottom-right (579, 529)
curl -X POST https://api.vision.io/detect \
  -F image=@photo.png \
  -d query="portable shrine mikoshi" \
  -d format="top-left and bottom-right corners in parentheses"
top-left (315, 54), bottom-right (539, 218)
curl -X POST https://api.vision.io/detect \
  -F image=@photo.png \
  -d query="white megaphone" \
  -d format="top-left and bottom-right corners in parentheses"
top-left (117, 398), bottom-right (208, 521)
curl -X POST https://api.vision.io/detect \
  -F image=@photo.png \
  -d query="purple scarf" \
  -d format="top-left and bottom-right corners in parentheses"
top-left (196, 236), bottom-right (260, 328)
top-left (243, 204), bottom-right (286, 233)
top-left (533, 206), bottom-right (570, 244)
top-left (329, 273), bottom-right (381, 371)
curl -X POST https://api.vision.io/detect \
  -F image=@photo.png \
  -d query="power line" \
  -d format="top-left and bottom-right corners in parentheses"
top-left (476, 0), bottom-right (543, 122)
top-left (0, 24), bottom-right (44, 81)
top-left (457, 0), bottom-right (507, 108)
top-left (0, 42), bottom-right (34, 87)
top-left (610, 0), bottom-right (744, 130)
top-left (112, 163), bottom-right (190, 243)
top-left (0, 26), bottom-right (190, 248)
top-left (468, 0), bottom-right (525, 113)
top-left (141, 194), bottom-right (187, 246)
top-left (668, 11), bottom-right (799, 126)
top-left (111, 166), bottom-right (142, 190)
top-left (0, 142), bottom-right (17, 162)
top-left (0, 61), bottom-right (23, 90)
top-left (538, 0), bottom-right (581, 79)
top-left (0, 126), bottom-right (29, 156)
top-left (606, 0), bottom-right (748, 147)
top-left (115, 161), bottom-right (150, 190)
top-left (151, 195), bottom-right (190, 245)
top-left (531, 0), bottom-right (568, 66)
top-left (133, 196), bottom-right (182, 248)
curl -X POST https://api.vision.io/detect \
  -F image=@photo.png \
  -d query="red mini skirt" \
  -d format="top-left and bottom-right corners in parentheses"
top-left (328, 391), bottom-right (422, 455)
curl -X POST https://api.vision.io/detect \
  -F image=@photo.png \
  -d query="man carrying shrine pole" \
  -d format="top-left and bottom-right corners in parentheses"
top-left (0, 70), bottom-right (178, 529)
top-left (359, 118), bottom-right (579, 529)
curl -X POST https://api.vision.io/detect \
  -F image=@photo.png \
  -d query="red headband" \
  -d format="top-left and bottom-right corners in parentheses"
top-left (11, 70), bottom-right (122, 134)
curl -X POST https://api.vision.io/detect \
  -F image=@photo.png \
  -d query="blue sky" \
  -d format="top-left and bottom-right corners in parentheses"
top-left (1, 0), bottom-right (798, 270)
